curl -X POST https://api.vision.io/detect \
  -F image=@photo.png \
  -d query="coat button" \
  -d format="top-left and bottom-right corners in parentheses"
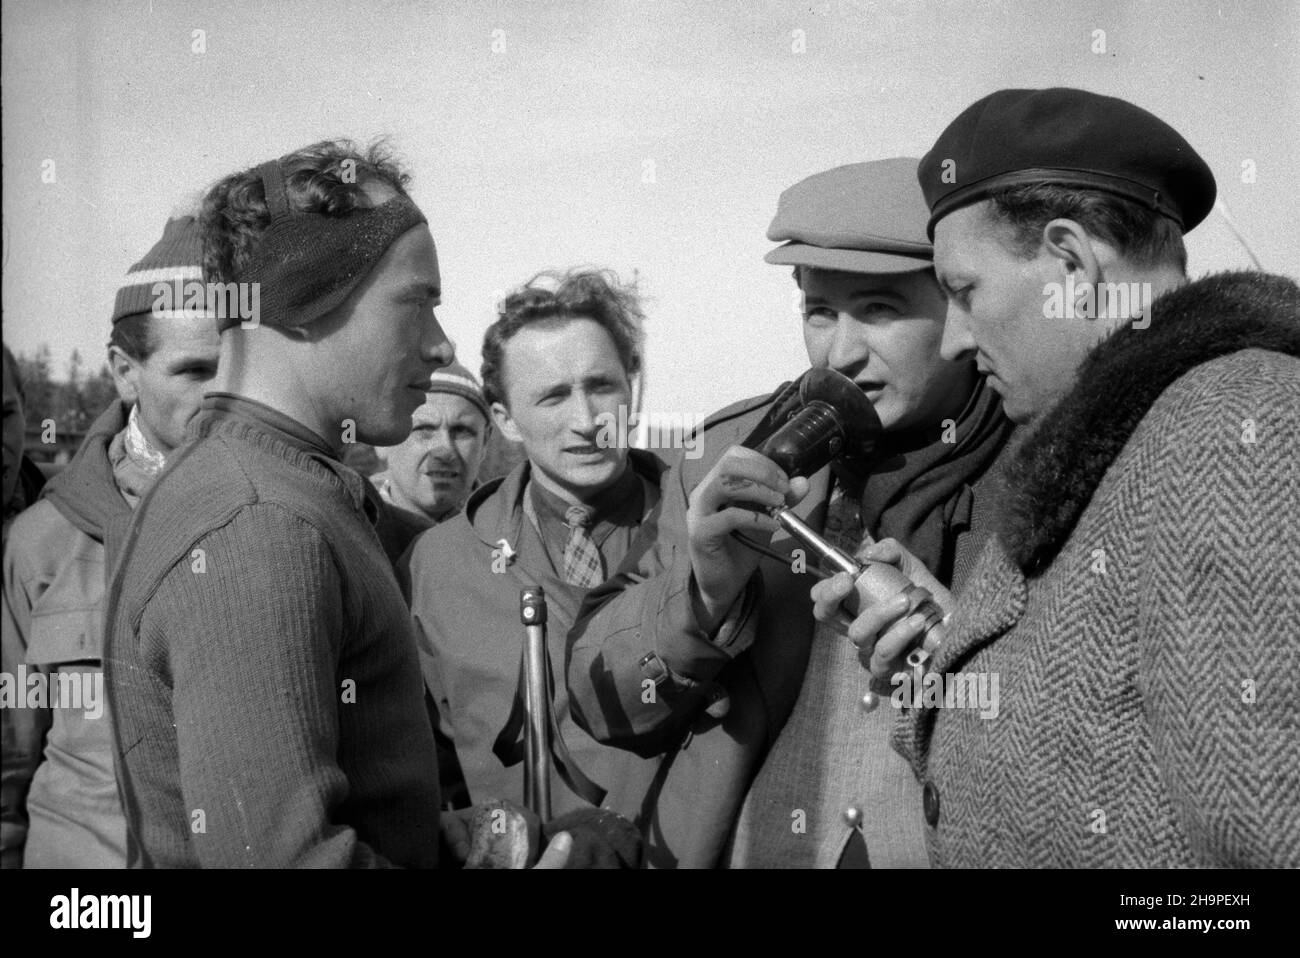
top-left (922, 781), bottom-right (940, 827)
top-left (860, 690), bottom-right (879, 712)
top-left (842, 805), bottom-right (862, 827)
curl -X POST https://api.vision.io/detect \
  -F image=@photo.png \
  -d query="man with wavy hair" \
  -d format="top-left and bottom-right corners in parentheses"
top-left (103, 141), bottom-right (462, 868)
top-left (400, 270), bottom-right (663, 866)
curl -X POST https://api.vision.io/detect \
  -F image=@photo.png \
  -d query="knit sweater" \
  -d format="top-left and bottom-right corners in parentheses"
top-left (894, 271), bottom-right (1300, 867)
top-left (104, 394), bottom-right (441, 868)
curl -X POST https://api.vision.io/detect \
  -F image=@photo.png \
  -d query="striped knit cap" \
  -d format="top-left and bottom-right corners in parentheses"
top-left (111, 216), bottom-right (214, 324)
top-left (426, 361), bottom-right (490, 421)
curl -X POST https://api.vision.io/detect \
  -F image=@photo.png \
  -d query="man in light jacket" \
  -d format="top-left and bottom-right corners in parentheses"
top-left (2, 219), bottom-right (219, 868)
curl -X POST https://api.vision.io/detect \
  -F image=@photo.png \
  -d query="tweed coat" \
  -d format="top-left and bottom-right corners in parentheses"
top-left (894, 271), bottom-right (1300, 867)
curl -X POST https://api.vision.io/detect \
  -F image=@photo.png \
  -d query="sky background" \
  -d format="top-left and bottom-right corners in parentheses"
top-left (3, 0), bottom-right (1297, 421)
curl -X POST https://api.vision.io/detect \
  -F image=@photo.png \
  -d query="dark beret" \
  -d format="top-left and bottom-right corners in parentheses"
top-left (766, 158), bottom-right (933, 274)
top-left (919, 87), bottom-right (1216, 238)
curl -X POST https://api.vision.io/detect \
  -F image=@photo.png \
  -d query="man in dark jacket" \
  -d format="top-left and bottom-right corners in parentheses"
top-left (401, 270), bottom-right (670, 847)
top-left (566, 160), bottom-right (1013, 868)
top-left (2, 216), bottom-right (220, 868)
top-left (835, 87), bottom-right (1299, 867)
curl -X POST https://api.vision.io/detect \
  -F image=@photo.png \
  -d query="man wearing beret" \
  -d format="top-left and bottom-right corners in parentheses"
top-left (567, 159), bottom-right (1014, 867)
top-left (825, 88), bottom-right (1300, 866)
top-left (3, 216), bottom-right (221, 868)
top-left (371, 360), bottom-right (493, 563)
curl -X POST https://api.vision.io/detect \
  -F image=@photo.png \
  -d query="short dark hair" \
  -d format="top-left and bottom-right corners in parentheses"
top-left (984, 183), bottom-right (1187, 273)
top-left (480, 268), bottom-right (645, 408)
top-left (108, 314), bottom-right (155, 363)
top-left (200, 138), bottom-right (412, 283)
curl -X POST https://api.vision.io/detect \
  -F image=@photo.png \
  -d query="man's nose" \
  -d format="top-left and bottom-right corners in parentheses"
top-left (940, 304), bottom-right (977, 363)
top-left (425, 427), bottom-right (456, 459)
top-left (568, 392), bottom-right (602, 434)
top-left (423, 313), bottom-right (456, 369)
top-left (826, 315), bottom-right (872, 373)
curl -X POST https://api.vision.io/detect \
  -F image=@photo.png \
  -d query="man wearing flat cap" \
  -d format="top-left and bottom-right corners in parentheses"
top-left (828, 88), bottom-right (1300, 866)
top-left (567, 159), bottom-right (1014, 867)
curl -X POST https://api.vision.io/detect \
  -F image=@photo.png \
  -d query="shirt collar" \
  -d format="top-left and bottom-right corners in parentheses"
top-left (528, 460), bottom-right (641, 529)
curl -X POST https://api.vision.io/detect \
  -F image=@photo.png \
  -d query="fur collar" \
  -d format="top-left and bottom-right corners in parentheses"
top-left (1003, 270), bottom-right (1300, 575)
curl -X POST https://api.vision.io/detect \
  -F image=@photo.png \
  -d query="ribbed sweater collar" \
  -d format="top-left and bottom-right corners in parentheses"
top-left (190, 392), bottom-right (379, 523)
top-left (198, 392), bottom-right (337, 456)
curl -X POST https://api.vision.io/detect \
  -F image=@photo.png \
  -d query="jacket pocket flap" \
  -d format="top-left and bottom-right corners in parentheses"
top-left (26, 606), bottom-right (102, 665)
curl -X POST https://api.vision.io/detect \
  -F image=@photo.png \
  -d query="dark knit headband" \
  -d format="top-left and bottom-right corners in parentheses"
top-left (225, 157), bottom-right (429, 332)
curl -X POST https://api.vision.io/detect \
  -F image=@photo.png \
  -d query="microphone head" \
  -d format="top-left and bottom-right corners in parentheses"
top-left (752, 368), bottom-right (882, 478)
top-left (799, 367), bottom-right (883, 462)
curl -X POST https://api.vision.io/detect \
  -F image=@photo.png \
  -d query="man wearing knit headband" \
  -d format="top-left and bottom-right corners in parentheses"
top-left (101, 140), bottom-right (569, 869)
top-left (2, 214), bottom-right (220, 868)
top-left (371, 360), bottom-right (492, 563)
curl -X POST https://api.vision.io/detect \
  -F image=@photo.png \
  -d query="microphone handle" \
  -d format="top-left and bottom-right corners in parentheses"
top-left (773, 506), bottom-right (947, 664)
top-left (522, 621), bottom-right (552, 821)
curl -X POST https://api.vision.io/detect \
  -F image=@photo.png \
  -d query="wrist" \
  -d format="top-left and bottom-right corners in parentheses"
top-left (689, 574), bottom-right (742, 634)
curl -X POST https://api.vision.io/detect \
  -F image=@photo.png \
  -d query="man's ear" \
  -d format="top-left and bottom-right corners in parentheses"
top-left (491, 401), bottom-right (521, 444)
top-left (1042, 218), bottom-right (1105, 286)
top-left (107, 346), bottom-right (141, 406)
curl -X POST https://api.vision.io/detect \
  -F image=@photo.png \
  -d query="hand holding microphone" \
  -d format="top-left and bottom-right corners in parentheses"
top-left (732, 367), bottom-right (953, 678)
top-left (810, 538), bottom-right (953, 680)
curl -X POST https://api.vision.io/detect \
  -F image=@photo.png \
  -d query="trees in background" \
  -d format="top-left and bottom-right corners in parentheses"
top-left (14, 345), bottom-right (116, 435)
top-left (11, 345), bottom-right (117, 463)
top-left (11, 343), bottom-right (527, 480)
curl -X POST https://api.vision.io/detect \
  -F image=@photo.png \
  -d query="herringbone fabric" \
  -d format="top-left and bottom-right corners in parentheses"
top-left (562, 505), bottom-right (604, 589)
top-left (895, 349), bottom-right (1300, 867)
top-left (728, 486), bottom-right (929, 868)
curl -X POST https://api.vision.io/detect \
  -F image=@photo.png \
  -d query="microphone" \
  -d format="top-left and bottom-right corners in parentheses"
top-left (744, 368), bottom-right (948, 662)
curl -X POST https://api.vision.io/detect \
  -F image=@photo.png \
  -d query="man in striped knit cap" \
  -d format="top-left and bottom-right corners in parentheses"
top-left (1, 214), bottom-right (220, 868)
top-left (371, 360), bottom-right (492, 563)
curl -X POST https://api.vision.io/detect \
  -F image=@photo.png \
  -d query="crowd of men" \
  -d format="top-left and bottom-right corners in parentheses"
top-left (1, 86), bottom-right (1297, 869)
